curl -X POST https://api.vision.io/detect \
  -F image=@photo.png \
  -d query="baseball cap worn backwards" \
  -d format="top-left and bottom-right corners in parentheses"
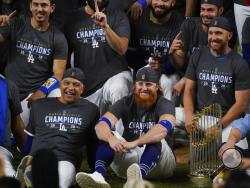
top-left (62, 68), bottom-right (86, 85)
top-left (209, 17), bottom-right (233, 32)
top-left (201, 0), bottom-right (223, 8)
top-left (135, 66), bottom-right (160, 84)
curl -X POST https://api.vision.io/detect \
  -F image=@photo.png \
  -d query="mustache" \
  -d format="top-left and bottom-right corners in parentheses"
top-left (154, 5), bottom-right (166, 9)
top-left (211, 39), bottom-right (222, 43)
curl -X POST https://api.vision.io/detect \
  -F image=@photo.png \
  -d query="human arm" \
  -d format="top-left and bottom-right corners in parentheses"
top-left (128, 0), bottom-right (151, 21)
top-left (172, 77), bottom-right (186, 96)
top-left (169, 32), bottom-right (187, 70)
top-left (185, 0), bottom-right (196, 17)
top-left (218, 128), bottom-right (241, 157)
top-left (95, 112), bottom-right (127, 152)
top-left (183, 78), bottom-right (196, 133)
top-left (0, 11), bottom-right (17, 43)
top-left (12, 115), bottom-right (25, 151)
top-left (91, 3), bottom-right (129, 55)
top-left (27, 59), bottom-right (67, 105)
top-left (123, 114), bottom-right (175, 150)
top-left (221, 90), bottom-right (250, 128)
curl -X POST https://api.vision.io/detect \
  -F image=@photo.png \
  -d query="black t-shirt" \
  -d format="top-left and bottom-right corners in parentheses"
top-left (64, 8), bottom-right (130, 97)
top-left (25, 98), bottom-right (99, 168)
top-left (180, 17), bottom-right (208, 55)
top-left (109, 95), bottom-right (174, 141)
top-left (3, 80), bottom-right (22, 149)
top-left (50, 0), bottom-right (83, 30)
top-left (2, 16), bottom-right (68, 100)
top-left (108, 0), bottom-right (134, 12)
top-left (128, 8), bottom-right (184, 72)
top-left (185, 46), bottom-right (250, 114)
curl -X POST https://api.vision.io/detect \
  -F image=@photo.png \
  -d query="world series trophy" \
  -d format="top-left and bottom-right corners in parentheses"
top-left (189, 104), bottom-right (223, 177)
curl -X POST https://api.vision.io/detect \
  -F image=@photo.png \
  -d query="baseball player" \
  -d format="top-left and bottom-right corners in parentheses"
top-left (64, 0), bottom-right (133, 113)
top-left (184, 17), bottom-right (250, 146)
top-left (0, 0), bottom-right (68, 127)
top-left (76, 66), bottom-right (176, 188)
top-left (19, 68), bottom-right (100, 188)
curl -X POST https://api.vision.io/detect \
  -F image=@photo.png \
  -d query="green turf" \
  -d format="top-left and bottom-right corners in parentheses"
top-left (13, 148), bottom-right (212, 188)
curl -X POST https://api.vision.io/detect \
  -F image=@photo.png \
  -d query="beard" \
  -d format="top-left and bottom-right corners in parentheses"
top-left (87, 0), bottom-right (109, 11)
top-left (133, 88), bottom-right (158, 109)
top-left (151, 5), bottom-right (172, 19)
top-left (209, 39), bottom-right (227, 54)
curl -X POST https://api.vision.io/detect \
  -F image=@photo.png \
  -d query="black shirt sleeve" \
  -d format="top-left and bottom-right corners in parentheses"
top-left (110, 10), bottom-right (130, 39)
top-left (185, 48), bottom-right (201, 81)
top-left (53, 29), bottom-right (68, 60)
top-left (180, 18), bottom-right (192, 53)
top-left (109, 97), bottom-right (128, 120)
top-left (155, 97), bottom-right (175, 118)
top-left (233, 57), bottom-right (250, 90)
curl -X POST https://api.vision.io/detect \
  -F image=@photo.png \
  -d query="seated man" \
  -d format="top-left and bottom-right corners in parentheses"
top-left (0, 74), bottom-right (24, 177)
top-left (19, 68), bottom-right (100, 188)
top-left (76, 66), bottom-right (176, 188)
top-left (184, 17), bottom-right (250, 147)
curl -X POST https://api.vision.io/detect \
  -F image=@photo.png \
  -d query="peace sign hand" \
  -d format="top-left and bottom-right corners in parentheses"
top-left (91, 0), bottom-right (108, 29)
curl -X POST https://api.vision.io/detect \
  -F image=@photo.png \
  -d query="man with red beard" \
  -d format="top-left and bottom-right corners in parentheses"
top-left (76, 66), bottom-right (176, 188)
top-left (184, 17), bottom-right (250, 145)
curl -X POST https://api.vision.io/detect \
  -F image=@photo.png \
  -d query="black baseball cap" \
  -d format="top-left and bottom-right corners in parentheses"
top-left (201, 0), bottom-right (223, 8)
top-left (62, 68), bottom-right (86, 85)
top-left (135, 66), bottom-right (160, 84)
top-left (209, 17), bottom-right (233, 32)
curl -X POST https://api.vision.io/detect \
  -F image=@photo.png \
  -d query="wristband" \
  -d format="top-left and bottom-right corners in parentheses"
top-left (97, 117), bottom-right (112, 128)
top-left (137, 0), bottom-right (147, 8)
top-left (39, 76), bottom-right (60, 96)
top-left (158, 120), bottom-right (173, 135)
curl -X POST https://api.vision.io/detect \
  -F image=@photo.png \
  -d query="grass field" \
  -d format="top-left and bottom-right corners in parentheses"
top-left (106, 165), bottom-right (212, 188)
top-left (13, 148), bottom-right (212, 188)
top-left (77, 160), bottom-right (212, 188)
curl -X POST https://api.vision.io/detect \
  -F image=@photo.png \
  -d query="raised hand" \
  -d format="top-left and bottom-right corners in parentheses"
top-left (128, 1), bottom-right (143, 21)
top-left (91, 0), bottom-right (108, 29)
top-left (169, 32), bottom-right (183, 55)
top-left (0, 10), bottom-right (16, 27)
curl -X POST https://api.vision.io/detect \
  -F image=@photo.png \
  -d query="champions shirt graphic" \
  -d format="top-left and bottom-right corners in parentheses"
top-left (44, 112), bottom-right (83, 132)
top-left (139, 35), bottom-right (170, 58)
top-left (128, 120), bottom-right (155, 136)
top-left (16, 38), bottom-right (52, 63)
top-left (76, 26), bottom-right (106, 49)
top-left (198, 69), bottom-right (233, 94)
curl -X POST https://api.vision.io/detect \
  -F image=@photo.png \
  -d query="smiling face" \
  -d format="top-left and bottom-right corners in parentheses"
top-left (208, 27), bottom-right (232, 55)
top-left (30, 0), bottom-right (55, 25)
top-left (200, 4), bottom-right (222, 26)
top-left (59, 78), bottom-right (84, 104)
top-left (151, 0), bottom-right (175, 19)
top-left (133, 81), bottom-right (159, 109)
